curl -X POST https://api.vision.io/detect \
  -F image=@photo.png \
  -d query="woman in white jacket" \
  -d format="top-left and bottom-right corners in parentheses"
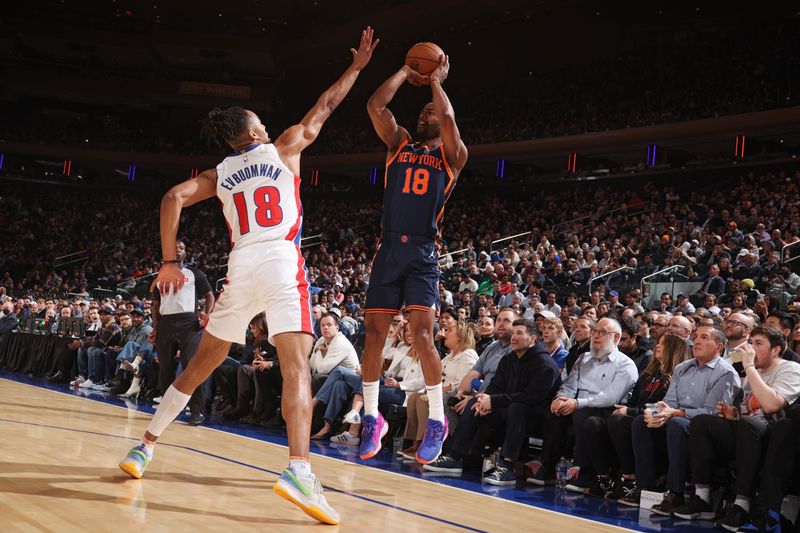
top-left (399, 320), bottom-right (479, 458)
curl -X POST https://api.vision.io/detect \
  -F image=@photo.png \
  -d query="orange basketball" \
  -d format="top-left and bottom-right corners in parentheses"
top-left (405, 42), bottom-right (444, 75)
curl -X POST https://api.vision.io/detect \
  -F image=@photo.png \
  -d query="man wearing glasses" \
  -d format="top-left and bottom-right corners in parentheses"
top-left (650, 314), bottom-right (671, 342)
top-left (723, 312), bottom-right (757, 374)
top-left (529, 317), bottom-right (638, 491)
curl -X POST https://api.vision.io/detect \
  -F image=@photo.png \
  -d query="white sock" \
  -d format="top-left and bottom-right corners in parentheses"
top-left (734, 496), bottom-right (751, 512)
top-left (363, 380), bottom-right (379, 417)
top-left (289, 457), bottom-right (312, 477)
top-left (426, 383), bottom-right (444, 422)
top-left (695, 484), bottom-right (711, 504)
top-left (141, 440), bottom-right (155, 454)
top-left (146, 385), bottom-right (192, 437)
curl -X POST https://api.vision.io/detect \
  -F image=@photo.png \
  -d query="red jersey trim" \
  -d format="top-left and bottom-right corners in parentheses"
top-left (285, 175), bottom-right (303, 243)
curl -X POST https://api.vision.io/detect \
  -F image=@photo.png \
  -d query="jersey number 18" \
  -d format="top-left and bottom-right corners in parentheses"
top-left (401, 168), bottom-right (430, 195)
top-left (232, 186), bottom-right (284, 234)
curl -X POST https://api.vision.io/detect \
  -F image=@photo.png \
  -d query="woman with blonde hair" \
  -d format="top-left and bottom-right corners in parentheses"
top-left (400, 320), bottom-right (479, 459)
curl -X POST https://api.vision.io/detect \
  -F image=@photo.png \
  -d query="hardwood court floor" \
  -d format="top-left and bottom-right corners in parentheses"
top-left (0, 377), bottom-right (638, 533)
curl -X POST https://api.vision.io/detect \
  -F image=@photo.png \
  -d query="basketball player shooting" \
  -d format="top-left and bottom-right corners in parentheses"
top-left (118, 27), bottom-right (379, 526)
top-left (359, 54), bottom-right (468, 464)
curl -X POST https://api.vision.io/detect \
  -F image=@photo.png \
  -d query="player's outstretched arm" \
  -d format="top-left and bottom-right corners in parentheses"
top-left (366, 66), bottom-right (423, 152)
top-left (276, 26), bottom-right (378, 162)
top-left (429, 55), bottom-right (468, 174)
top-left (151, 169), bottom-right (218, 293)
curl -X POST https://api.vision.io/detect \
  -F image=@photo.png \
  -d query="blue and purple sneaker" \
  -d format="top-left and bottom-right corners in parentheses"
top-left (416, 417), bottom-right (449, 464)
top-left (358, 413), bottom-right (388, 460)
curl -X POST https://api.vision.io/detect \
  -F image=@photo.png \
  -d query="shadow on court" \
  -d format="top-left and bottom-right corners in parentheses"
top-left (0, 400), bottom-right (149, 422)
top-left (0, 461), bottom-right (322, 527)
top-left (0, 462), bottom-right (270, 489)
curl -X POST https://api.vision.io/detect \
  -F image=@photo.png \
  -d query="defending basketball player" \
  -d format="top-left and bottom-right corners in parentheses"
top-left (117, 27), bottom-right (379, 526)
top-left (359, 54), bottom-right (468, 464)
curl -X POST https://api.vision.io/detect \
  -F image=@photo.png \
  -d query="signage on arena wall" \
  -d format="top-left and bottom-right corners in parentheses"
top-left (178, 81), bottom-right (251, 100)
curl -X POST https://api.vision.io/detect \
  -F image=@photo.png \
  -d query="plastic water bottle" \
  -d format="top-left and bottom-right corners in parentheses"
top-left (556, 457), bottom-right (570, 490)
top-left (471, 378), bottom-right (483, 393)
top-left (392, 436), bottom-right (403, 458)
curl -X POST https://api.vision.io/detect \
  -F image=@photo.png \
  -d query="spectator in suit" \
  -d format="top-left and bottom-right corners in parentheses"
top-left (696, 264), bottom-right (726, 300)
top-left (0, 301), bottom-right (19, 350)
top-left (311, 305), bottom-right (324, 339)
top-left (733, 251), bottom-right (763, 282)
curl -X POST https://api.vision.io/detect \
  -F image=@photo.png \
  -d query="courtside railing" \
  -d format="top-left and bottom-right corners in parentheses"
top-left (490, 232), bottom-right (532, 252)
top-left (781, 240), bottom-right (800, 263)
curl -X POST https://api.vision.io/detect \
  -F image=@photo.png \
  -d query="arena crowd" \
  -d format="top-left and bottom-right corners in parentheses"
top-left (2, 161), bottom-right (800, 531)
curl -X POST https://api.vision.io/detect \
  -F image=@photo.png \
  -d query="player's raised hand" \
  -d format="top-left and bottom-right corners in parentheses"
top-left (350, 26), bottom-right (380, 71)
top-left (402, 65), bottom-right (430, 86)
top-left (150, 263), bottom-right (185, 294)
top-left (429, 54), bottom-right (450, 84)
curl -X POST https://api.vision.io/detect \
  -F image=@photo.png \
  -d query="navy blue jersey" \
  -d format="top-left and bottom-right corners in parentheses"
top-left (381, 139), bottom-right (457, 240)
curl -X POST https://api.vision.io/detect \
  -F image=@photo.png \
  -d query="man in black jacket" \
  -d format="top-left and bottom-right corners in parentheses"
top-left (422, 318), bottom-right (561, 485)
top-left (0, 300), bottom-right (19, 351)
top-left (618, 315), bottom-right (653, 374)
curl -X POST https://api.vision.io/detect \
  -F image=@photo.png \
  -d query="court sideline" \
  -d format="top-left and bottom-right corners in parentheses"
top-left (0, 377), bottom-right (641, 532)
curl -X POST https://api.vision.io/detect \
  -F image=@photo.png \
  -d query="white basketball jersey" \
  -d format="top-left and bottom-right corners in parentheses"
top-left (216, 143), bottom-right (302, 249)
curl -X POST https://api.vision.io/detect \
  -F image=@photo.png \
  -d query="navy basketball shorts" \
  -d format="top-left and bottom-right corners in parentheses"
top-left (365, 232), bottom-right (439, 315)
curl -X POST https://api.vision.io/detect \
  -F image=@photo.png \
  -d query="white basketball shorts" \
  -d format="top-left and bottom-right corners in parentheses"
top-left (205, 240), bottom-right (313, 345)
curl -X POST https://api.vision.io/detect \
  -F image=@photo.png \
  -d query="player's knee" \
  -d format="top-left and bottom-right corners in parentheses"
top-left (410, 326), bottom-right (434, 347)
top-left (278, 357), bottom-right (310, 381)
